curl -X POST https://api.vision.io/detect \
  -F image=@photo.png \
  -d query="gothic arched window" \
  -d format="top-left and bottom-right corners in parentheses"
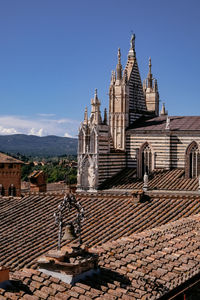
top-left (141, 143), bottom-right (152, 176)
top-left (78, 130), bottom-right (84, 154)
top-left (81, 158), bottom-right (89, 190)
top-left (90, 130), bottom-right (96, 154)
top-left (186, 142), bottom-right (200, 178)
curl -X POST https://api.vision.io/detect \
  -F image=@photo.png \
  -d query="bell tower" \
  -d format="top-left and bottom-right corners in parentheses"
top-left (109, 48), bottom-right (129, 151)
top-left (109, 34), bottom-right (147, 150)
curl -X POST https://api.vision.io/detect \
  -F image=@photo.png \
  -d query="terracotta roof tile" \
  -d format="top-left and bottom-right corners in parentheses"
top-left (128, 115), bottom-right (200, 131)
top-left (0, 153), bottom-right (23, 164)
top-left (0, 191), bottom-right (200, 275)
top-left (0, 214), bottom-right (198, 299)
top-left (101, 168), bottom-right (199, 191)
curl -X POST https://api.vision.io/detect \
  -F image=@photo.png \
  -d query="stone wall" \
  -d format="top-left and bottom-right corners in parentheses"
top-left (126, 130), bottom-right (200, 177)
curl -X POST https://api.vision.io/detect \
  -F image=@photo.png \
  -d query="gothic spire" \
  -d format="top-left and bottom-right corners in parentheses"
top-left (147, 57), bottom-right (153, 88)
top-left (160, 103), bottom-right (167, 116)
top-left (90, 89), bottom-right (102, 124)
top-left (84, 106), bottom-right (88, 124)
top-left (103, 108), bottom-right (107, 125)
top-left (148, 57), bottom-right (152, 75)
top-left (94, 88), bottom-right (98, 103)
top-left (116, 48), bottom-right (122, 81)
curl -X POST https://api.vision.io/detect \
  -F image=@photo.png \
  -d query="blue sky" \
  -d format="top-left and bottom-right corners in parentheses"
top-left (0, 0), bottom-right (199, 137)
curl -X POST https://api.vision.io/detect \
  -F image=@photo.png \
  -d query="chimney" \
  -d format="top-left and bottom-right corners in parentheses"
top-left (0, 266), bottom-right (9, 284)
top-left (37, 244), bottom-right (98, 284)
top-left (29, 170), bottom-right (47, 193)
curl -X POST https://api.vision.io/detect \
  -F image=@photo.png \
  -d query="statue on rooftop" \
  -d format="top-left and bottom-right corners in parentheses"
top-left (130, 34), bottom-right (135, 49)
top-left (165, 116), bottom-right (170, 130)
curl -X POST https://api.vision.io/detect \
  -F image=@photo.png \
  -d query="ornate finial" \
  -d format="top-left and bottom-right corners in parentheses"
top-left (149, 57), bottom-right (152, 74)
top-left (103, 108), bottom-right (107, 125)
top-left (116, 48), bottom-right (122, 81)
top-left (95, 88), bottom-right (98, 99)
top-left (118, 48), bottom-right (121, 63)
top-left (147, 57), bottom-right (153, 88)
top-left (84, 106), bottom-right (88, 124)
top-left (130, 34), bottom-right (135, 50)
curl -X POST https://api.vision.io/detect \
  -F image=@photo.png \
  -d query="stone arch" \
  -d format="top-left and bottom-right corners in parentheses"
top-left (138, 142), bottom-right (153, 178)
top-left (185, 141), bottom-right (200, 178)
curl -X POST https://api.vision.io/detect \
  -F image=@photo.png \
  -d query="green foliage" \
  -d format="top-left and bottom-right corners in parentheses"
top-left (21, 154), bottom-right (77, 184)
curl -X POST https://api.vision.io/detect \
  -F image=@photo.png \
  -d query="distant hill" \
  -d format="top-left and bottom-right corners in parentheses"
top-left (0, 134), bottom-right (78, 157)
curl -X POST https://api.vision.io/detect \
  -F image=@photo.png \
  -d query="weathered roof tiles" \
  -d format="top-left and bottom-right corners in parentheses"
top-left (0, 214), bottom-right (199, 299)
top-left (0, 192), bottom-right (200, 271)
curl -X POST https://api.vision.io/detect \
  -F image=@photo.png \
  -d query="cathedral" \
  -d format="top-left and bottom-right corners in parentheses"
top-left (77, 35), bottom-right (200, 191)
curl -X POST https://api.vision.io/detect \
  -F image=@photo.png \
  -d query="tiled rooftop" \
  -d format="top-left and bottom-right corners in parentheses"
top-left (128, 115), bottom-right (200, 131)
top-left (0, 214), bottom-right (199, 299)
top-left (101, 168), bottom-right (199, 191)
top-left (0, 191), bottom-right (200, 271)
top-left (0, 153), bottom-right (23, 164)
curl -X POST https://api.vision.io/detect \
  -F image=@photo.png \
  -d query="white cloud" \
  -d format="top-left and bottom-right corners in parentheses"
top-left (29, 128), bottom-right (45, 137)
top-left (0, 126), bottom-right (19, 135)
top-left (64, 132), bottom-right (73, 138)
top-left (0, 115), bottom-right (79, 137)
top-left (37, 113), bottom-right (56, 117)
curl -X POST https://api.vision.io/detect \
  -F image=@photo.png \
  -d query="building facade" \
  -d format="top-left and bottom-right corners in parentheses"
top-left (0, 153), bottom-right (22, 196)
top-left (77, 35), bottom-right (200, 191)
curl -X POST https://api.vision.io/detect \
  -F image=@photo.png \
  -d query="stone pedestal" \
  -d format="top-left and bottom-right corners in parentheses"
top-left (37, 244), bottom-right (98, 284)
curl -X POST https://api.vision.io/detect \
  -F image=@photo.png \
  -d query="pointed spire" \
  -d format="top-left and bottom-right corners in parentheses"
top-left (84, 106), bottom-right (88, 124)
top-left (123, 69), bottom-right (128, 84)
top-left (148, 57), bottom-right (152, 75)
top-left (111, 71), bottom-right (113, 83)
top-left (103, 108), bottom-right (107, 125)
top-left (147, 57), bottom-right (153, 88)
top-left (154, 79), bottom-right (158, 92)
top-left (116, 48), bottom-right (122, 81)
top-left (113, 70), bottom-right (116, 82)
top-left (111, 70), bottom-right (116, 85)
top-left (90, 89), bottom-right (102, 125)
top-left (94, 88), bottom-right (98, 103)
top-left (118, 48), bottom-right (121, 64)
top-left (128, 34), bottom-right (136, 58)
top-left (160, 103), bottom-right (167, 116)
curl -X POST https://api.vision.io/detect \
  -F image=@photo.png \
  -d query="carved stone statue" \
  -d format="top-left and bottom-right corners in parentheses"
top-left (143, 172), bottom-right (148, 191)
top-left (165, 116), bottom-right (170, 130)
top-left (130, 34), bottom-right (135, 49)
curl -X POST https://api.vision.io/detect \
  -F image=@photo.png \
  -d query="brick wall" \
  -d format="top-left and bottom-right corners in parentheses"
top-left (0, 163), bottom-right (21, 196)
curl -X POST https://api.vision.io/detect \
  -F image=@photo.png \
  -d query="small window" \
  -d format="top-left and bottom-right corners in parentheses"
top-left (8, 164), bottom-right (13, 168)
top-left (0, 163), bottom-right (4, 168)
